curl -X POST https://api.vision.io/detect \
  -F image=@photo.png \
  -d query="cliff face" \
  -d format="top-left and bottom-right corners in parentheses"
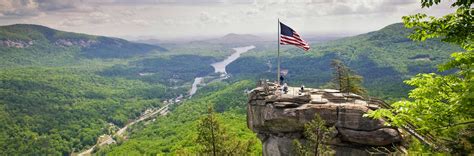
top-left (247, 81), bottom-right (403, 155)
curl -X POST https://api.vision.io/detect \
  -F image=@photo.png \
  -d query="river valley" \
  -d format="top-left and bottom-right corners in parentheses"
top-left (77, 45), bottom-right (255, 155)
top-left (189, 45), bottom-right (255, 96)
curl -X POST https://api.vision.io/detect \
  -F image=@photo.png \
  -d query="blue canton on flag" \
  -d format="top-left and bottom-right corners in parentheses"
top-left (280, 22), bottom-right (310, 51)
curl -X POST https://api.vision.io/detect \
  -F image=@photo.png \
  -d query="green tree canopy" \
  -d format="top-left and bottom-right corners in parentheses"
top-left (367, 0), bottom-right (473, 154)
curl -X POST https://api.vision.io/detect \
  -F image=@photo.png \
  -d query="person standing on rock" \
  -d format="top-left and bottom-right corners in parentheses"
top-left (299, 85), bottom-right (305, 95)
top-left (279, 75), bottom-right (284, 85)
top-left (283, 83), bottom-right (288, 94)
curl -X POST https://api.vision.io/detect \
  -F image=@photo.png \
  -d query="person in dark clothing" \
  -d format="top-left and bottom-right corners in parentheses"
top-left (283, 83), bottom-right (288, 94)
top-left (279, 75), bottom-right (284, 85)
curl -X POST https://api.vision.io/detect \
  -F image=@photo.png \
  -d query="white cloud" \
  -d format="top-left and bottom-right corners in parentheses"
top-left (131, 19), bottom-right (151, 26)
top-left (198, 11), bottom-right (231, 25)
top-left (0, 0), bottom-right (457, 39)
top-left (88, 11), bottom-right (112, 24)
top-left (59, 17), bottom-right (86, 27)
top-left (120, 10), bottom-right (136, 16)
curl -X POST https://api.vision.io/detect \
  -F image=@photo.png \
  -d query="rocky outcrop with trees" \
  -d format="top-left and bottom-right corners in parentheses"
top-left (247, 81), bottom-right (403, 155)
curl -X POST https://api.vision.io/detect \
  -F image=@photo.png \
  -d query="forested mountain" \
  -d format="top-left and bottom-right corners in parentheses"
top-left (0, 24), bottom-right (166, 67)
top-left (227, 23), bottom-right (462, 99)
top-left (0, 67), bottom-right (176, 155)
top-left (0, 25), bottom-right (187, 155)
top-left (98, 23), bottom-right (464, 155)
top-left (0, 22), bottom-right (465, 155)
top-left (313, 23), bottom-right (456, 73)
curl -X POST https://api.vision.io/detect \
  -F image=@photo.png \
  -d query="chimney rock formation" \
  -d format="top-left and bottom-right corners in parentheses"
top-left (247, 81), bottom-right (403, 155)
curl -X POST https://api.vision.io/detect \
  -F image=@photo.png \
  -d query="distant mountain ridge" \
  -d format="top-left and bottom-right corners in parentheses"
top-left (0, 24), bottom-right (166, 64)
top-left (199, 33), bottom-right (265, 46)
top-left (301, 22), bottom-right (464, 76)
top-left (227, 23), bottom-right (462, 99)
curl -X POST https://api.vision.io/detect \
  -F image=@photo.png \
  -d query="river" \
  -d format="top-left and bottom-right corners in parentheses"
top-left (188, 45), bottom-right (255, 97)
top-left (189, 77), bottom-right (203, 96)
top-left (78, 45), bottom-right (255, 155)
top-left (211, 45), bottom-right (256, 74)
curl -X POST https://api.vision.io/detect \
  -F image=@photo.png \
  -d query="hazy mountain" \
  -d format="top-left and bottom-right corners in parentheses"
top-left (134, 38), bottom-right (163, 45)
top-left (195, 33), bottom-right (265, 46)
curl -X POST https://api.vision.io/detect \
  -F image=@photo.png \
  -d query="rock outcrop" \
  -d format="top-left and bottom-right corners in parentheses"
top-left (54, 39), bottom-right (98, 48)
top-left (247, 81), bottom-right (403, 155)
top-left (0, 39), bottom-right (33, 48)
top-left (0, 38), bottom-right (98, 48)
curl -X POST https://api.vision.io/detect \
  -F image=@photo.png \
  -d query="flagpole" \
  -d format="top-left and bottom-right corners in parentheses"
top-left (277, 18), bottom-right (281, 85)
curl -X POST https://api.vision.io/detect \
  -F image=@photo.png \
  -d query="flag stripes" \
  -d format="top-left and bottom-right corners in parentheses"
top-left (279, 22), bottom-right (310, 51)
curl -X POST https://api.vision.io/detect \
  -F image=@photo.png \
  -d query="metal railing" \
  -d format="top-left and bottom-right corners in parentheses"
top-left (367, 97), bottom-right (445, 151)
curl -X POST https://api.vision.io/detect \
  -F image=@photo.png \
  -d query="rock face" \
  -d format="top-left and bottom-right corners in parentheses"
top-left (0, 39), bottom-right (33, 48)
top-left (0, 38), bottom-right (98, 48)
top-left (247, 81), bottom-right (402, 155)
top-left (54, 39), bottom-right (98, 47)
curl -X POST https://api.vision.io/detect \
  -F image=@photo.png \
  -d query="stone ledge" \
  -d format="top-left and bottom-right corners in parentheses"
top-left (247, 81), bottom-right (403, 155)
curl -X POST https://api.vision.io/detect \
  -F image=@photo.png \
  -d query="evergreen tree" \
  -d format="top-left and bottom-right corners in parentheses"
top-left (330, 59), bottom-right (346, 92)
top-left (330, 59), bottom-right (367, 95)
top-left (196, 107), bottom-right (255, 155)
top-left (293, 114), bottom-right (335, 156)
top-left (196, 107), bottom-right (223, 156)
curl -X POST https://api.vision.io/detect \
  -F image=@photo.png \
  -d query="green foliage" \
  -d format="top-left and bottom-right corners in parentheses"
top-left (367, 53), bottom-right (473, 152)
top-left (293, 114), bottom-right (335, 156)
top-left (329, 59), bottom-right (367, 95)
top-left (99, 55), bottom-right (215, 85)
top-left (367, 0), bottom-right (473, 154)
top-left (103, 81), bottom-right (261, 155)
top-left (403, 8), bottom-right (473, 51)
top-left (0, 23), bottom-right (262, 155)
top-left (196, 107), bottom-right (223, 155)
top-left (196, 107), bottom-right (254, 155)
top-left (0, 67), bottom-right (173, 155)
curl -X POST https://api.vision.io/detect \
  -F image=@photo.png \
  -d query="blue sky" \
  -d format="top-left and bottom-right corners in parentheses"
top-left (0, 0), bottom-right (455, 40)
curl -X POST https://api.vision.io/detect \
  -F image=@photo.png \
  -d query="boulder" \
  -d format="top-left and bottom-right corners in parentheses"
top-left (338, 128), bottom-right (402, 146)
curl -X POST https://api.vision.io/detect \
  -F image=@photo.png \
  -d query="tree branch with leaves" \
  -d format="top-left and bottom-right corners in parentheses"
top-left (366, 0), bottom-right (473, 154)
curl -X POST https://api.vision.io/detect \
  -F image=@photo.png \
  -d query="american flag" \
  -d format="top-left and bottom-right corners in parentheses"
top-left (280, 22), bottom-right (310, 51)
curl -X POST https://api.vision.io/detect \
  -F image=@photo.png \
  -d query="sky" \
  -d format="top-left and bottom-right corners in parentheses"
top-left (0, 0), bottom-right (456, 40)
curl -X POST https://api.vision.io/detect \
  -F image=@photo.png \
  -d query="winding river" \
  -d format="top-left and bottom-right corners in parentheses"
top-left (78, 45), bottom-right (255, 155)
top-left (189, 45), bottom-right (255, 96)
top-left (211, 45), bottom-right (256, 74)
